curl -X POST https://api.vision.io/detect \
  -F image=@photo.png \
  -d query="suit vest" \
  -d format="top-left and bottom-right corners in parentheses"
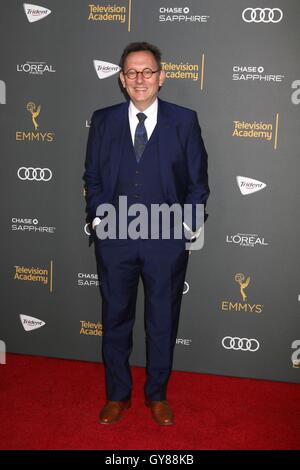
top-left (113, 120), bottom-right (165, 205)
top-left (112, 120), bottom-right (177, 239)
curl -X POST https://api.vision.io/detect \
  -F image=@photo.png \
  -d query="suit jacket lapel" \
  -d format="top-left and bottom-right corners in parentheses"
top-left (109, 101), bottom-right (130, 195)
top-left (157, 98), bottom-right (174, 200)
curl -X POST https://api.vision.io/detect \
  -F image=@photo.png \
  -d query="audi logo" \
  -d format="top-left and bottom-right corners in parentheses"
top-left (84, 223), bottom-right (91, 236)
top-left (17, 167), bottom-right (52, 181)
top-left (183, 281), bottom-right (189, 295)
top-left (242, 8), bottom-right (283, 23)
top-left (222, 336), bottom-right (260, 352)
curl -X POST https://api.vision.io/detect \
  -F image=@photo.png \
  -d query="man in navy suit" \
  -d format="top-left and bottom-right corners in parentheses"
top-left (84, 42), bottom-right (209, 425)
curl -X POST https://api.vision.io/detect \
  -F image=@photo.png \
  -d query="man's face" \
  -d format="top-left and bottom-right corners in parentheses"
top-left (120, 51), bottom-right (165, 111)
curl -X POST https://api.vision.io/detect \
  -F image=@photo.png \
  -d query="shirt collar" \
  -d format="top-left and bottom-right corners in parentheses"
top-left (129, 99), bottom-right (158, 121)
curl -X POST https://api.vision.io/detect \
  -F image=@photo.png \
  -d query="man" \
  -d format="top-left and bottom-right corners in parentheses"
top-left (84, 42), bottom-right (209, 425)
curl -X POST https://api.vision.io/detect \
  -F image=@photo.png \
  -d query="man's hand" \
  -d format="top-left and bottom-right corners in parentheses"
top-left (183, 222), bottom-right (202, 242)
top-left (92, 217), bottom-right (101, 230)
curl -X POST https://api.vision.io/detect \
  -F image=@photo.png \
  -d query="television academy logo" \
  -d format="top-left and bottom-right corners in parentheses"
top-left (158, 6), bottom-right (209, 23)
top-left (221, 273), bottom-right (263, 314)
top-left (93, 60), bottom-right (120, 79)
top-left (236, 176), bottom-right (267, 195)
top-left (232, 117), bottom-right (279, 148)
top-left (291, 80), bottom-right (300, 105)
top-left (16, 102), bottom-right (55, 142)
top-left (17, 167), bottom-right (53, 181)
top-left (80, 320), bottom-right (103, 337)
top-left (20, 314), bottom-right (45, 331)
top-left (87, 3), bottom-right (132, 31)
top-left (162, 61), bottom-right (201, 82)
top-left (232, 65), bottom-right (284, 83)
top-left (242, 8), bottom-right (283, 23)
top-left (162, 55), bottom-right (206, 89)
top-left (11, 217), bottom-right (56, 234)
top-left (17, 61), bottom-right (55, 75)
top-left (226, 232), bottom-right (269, 248)
top-left (23, 3), bottom-right (51, 23)
top-left (14, 261), bottom-right (54, 292)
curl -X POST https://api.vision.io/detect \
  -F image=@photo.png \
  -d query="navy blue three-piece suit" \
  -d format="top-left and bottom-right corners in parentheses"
top-left (84, 98), bottom-right (209, 401)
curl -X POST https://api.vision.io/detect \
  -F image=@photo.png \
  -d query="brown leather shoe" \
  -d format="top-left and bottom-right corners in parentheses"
top-left (99, 400), bottom-right (131, 424)
top-left (145, 399), bottom-right (174, 425)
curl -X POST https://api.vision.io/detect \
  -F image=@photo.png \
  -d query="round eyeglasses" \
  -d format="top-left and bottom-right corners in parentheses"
top-left (123, 68), bottom-right (160, 80)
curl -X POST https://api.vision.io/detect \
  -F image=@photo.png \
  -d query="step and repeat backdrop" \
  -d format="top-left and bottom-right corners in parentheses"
top-left (1, 0), bottom-right (300, 383)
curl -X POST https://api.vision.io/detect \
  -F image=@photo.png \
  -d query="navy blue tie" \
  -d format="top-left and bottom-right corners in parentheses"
top-left (134, 113), bottom-right (148, 162)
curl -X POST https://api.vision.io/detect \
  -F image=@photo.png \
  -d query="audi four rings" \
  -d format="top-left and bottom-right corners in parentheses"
top-left (17, 167), bottom-right (52, 181)
top-left (222, 336), bottom-right (260, 351)
top-left (242, 8), bottom-right (283, 23)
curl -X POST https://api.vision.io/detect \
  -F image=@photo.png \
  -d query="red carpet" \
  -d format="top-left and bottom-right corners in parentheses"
top-left (0, 353), bottom-right (299, 450)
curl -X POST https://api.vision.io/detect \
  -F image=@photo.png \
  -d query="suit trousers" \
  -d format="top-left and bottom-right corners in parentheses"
top-left (95, 237), bottom-right (189, 401)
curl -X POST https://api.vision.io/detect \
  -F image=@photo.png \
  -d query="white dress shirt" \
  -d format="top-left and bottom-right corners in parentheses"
top-left (128, 99), bottom-right (158, 144)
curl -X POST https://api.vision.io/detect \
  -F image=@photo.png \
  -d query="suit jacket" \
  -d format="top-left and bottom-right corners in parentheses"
top-left (84, 98), bottom-right (209, 232)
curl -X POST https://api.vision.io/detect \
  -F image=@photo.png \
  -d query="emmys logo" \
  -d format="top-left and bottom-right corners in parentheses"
top-left (235, 273), bottom-right (250, 302)
top-left (221, 273), bottom-right (263, 314)
top-left (16, 102), bottom-right (55, 142)
top-left (0, 80), bottom-right (6, 104)
top-left (27, 101), bottom-right (41, 130)
top-left (0, 340), bottom-right (6, 365)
